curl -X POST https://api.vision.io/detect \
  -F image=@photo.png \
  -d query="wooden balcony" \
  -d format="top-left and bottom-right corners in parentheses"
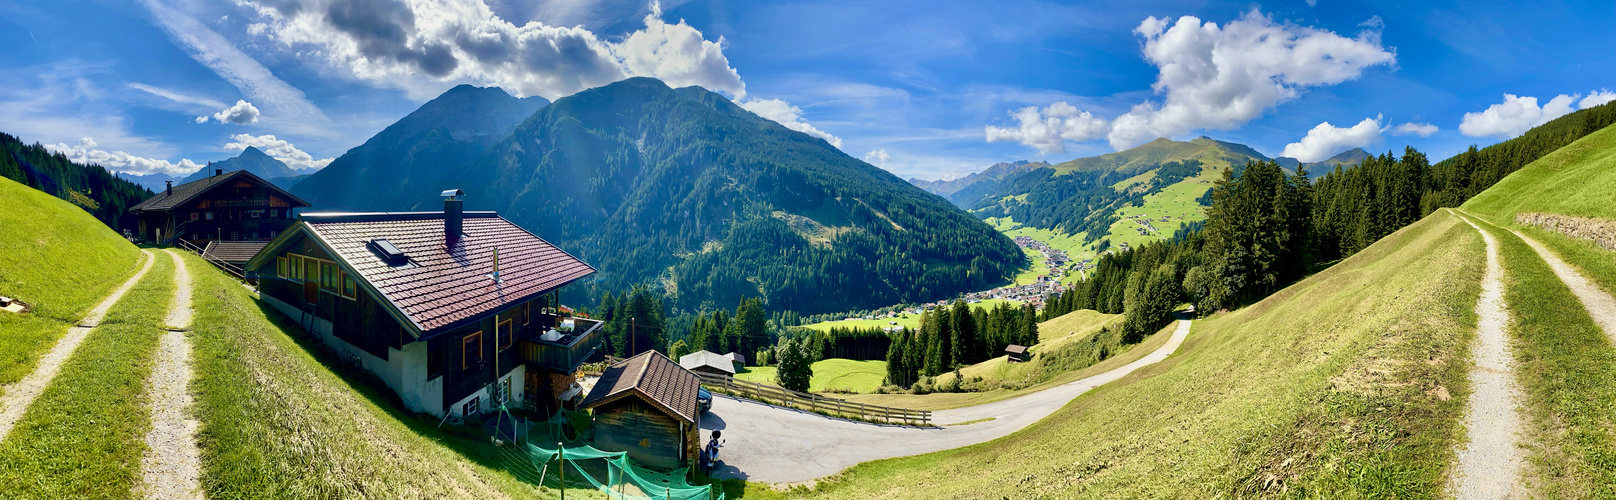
top-left (518, 316), bottom-right (604, 373)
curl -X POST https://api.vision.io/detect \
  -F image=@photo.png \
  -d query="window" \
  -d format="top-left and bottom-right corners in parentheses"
top-left (289, 254), bottom-right (304, 282)
top-left (269, 231), bottom-right (277, 239)
top-left (190, 212), bottom-right (199, 221)
top-left (497, 320), bottom-right (513, 352)
top-left (277, 257), bottom-right (286, 278)
top-left (230, 231), bottom-right (239, 241)
top-left (304, 257), bottom-right (318, 285)
top-left (498, 377), bottom-right (511, 403)
top-left (462, 396), bottom-right (480, 417)
top-left (462, 332), bottom-right (482, 370)
top-left (205, 212), bottom-right (214, 221)
top-left (342, 274), bottom-right (356, 299)
top-left (522, 303), bottom-right (530, 326)
top-left (320, 262), bottom-right (339, 291)
top-left (249, 210), bottom-right (262, 219)
top-left (271, 209), bottom-right (279, 218)
top-left (250, 231), bottom-right (260, 240)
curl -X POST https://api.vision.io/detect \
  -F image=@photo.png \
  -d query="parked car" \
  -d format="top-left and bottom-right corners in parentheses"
top-left (698, 387), bottom-right (713, 413)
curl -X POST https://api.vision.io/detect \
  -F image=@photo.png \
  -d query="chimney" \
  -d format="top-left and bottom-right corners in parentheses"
top-left (165, 180), bottom-right (172, 196)
top-left (442, 189), bottom-right (465, 239)
top-left (215, 168), bottom-right (223, 177)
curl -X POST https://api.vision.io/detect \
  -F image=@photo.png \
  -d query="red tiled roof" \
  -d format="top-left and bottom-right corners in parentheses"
top-left (580, 351), bottom-right (700, 424)
top-left (300, 212), bottom-right (595, 333)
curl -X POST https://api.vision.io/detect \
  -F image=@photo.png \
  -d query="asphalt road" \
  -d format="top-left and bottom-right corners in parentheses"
top-left (703, 318), bottom-right (1192, 484)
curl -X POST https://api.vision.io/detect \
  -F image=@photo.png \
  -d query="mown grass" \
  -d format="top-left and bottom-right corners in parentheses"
top-left (735, 359), bottom-right (889, 394)
top-left (0, 176), bottom-right (142, 387)
top-left (1037, 309), bottom-right (1119, 343)
top-left (178, 252), bottom-right (613, 499)
top-left (783, 209), bottom-right (1480, 498)
top-left (0, 250), bottom-right (171, 498)
top-left (1461, 214), bottom-right (1616, 496)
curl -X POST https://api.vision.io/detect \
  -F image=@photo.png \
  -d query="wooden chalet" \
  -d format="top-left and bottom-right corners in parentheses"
top-left (679, 350), bottom-right (737, 379)
top-left (243, 190), bottom-right (602, 419)
top-left (580, 351), bottom-right (701, 469)
top-left (130, 167), bottom-right (309, 246)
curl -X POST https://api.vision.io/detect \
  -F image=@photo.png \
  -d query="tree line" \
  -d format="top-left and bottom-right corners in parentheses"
top-left (884, 300), bottom-right (1039, 388)
top-left (0, 131), bottom-right (153, 232)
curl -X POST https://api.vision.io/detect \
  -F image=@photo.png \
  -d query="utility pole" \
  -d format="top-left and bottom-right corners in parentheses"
top-left (631, 317), bottom-right (637, 357)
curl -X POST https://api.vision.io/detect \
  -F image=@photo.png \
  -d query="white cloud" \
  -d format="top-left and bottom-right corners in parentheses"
top-left (195, 115), bottom-right (209, 124)
top-left (126, 82), bottom-right (227, 110)
top-left (864, 149), bottom-right (890, 166)
top-left (1392, 121), bottom-right (1437, 137)
top-left (47, 137), bottom-right (204, 176)
top-left (1281, 116), bottom-right (1383, 163)
top-left (234, 0), bottom-right (745, 101)
top-left (984, 102), bottom-right (1109, 154)
top-left (1580, 89), bottom-right (1616, 109)
top-left (739, 98), bottom-right (842, 148)
top-left (1459, 93), bottom-right (1588, 139)
top-left (138, 0), bottom-right (328, 124)
top-left (223, 133), bottom-right (333, 170)
top-left (209, 99), bottom-right (261, 124)
top-left (1107, 10), bottom-right (1395, 150)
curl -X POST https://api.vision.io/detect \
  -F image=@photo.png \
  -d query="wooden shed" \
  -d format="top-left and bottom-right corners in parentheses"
top-left (1004, 344), bottom-right (1029, 363)
top-left (580, 351), bottom-right (700, 469)
top-left (679, 350), bottom-right (737, 379)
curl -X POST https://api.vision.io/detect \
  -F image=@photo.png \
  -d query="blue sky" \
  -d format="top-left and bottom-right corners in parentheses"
top-left (0, 0), bottom-right (1610, 181)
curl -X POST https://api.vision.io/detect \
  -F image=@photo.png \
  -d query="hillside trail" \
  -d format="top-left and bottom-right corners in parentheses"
top-left (1490, 214), bottom-right (1616, 341)
top-left (0, 250), bottom-right (155, 442)
top-left (138, 250), bottom-right (202, 500)
top-left (708, 318), bottom-right (1192, 484)
top-left (1449, 213), bottom-right (1526, 499)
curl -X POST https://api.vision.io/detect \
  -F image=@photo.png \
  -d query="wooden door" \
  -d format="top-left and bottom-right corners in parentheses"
top-left (304, 258), bottom-right (318, 303)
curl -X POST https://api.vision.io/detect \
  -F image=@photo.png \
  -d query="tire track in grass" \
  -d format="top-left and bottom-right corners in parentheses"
top-left (1448, 212), bottom-right (1525, 499)
top-left (139, 250), bottom-right (203, 500)
top-left (1500, 221), bottom-right (1616, 340)
top-left (0, 250), bottom-right (154, 441)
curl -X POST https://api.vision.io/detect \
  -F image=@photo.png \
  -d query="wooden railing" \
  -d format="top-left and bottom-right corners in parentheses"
top-left (694, 371), bottom-right (933, 427)
top-left (175, 239), bottom-right (246, 280)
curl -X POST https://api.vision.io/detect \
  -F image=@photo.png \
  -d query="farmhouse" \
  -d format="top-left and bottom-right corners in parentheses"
top-left (580, 351), bottom-right (701, 469)
top-left (679, 350), bottom-right (737, 379)
top-left (130, 167), bottom-right (309, 246)
top-left (243, 190), bottom-right (602, 418)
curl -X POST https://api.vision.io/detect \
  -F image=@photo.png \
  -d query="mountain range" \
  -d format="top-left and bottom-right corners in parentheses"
top-left (117, 146), bottom-right (322, 192)
top-left (292, 78), bottom-right (1024, 314)
top-left (908, 160), bottom-right (1048, 196)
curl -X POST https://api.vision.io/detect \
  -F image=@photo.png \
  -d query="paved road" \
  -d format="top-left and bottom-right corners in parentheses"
top-left (704, 318), bottom-right (1193, 484)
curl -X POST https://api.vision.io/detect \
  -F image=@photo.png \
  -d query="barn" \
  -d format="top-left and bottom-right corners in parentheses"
top-left (679, 350), bottom-right (737, 380)
top-left (579, 351), bottom-right (701, 469)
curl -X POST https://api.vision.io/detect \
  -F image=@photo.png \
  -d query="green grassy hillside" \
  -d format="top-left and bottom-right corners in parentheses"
top-left (787, 208), bottom-right (1484, 498)
top-left (0, 176), bottom-right (143, 387)
top-left (736, 359), bottom-right (889, 394)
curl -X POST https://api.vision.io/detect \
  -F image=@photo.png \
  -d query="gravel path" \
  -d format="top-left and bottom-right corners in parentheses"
top-left (1450, 214), bottom-right (1526, 499)
top-left (0, 250), bottom-right (155, 441)
top-left (138, 250), bottom-right (203, 500)
top-left (707, 318), bottom-right (1192, 484)
top-left (1507, 225), bottom-right (1616, 342)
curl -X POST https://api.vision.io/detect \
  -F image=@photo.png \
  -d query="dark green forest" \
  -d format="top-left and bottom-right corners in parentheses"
top-left (0, 132), bottom-right (152, 232)
top-left (883, 300), bottom-right (1040, 388)
top-left (964, 159), bottom-right (1204, 244)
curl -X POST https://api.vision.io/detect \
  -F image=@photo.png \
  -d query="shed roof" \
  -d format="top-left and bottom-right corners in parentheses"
top-left (679, 350), bottom-right (737, 375)
top-left (1004, 344), bottom-right (1028, 355)
top-left (203, 241), bottom-right (268, 264)
top-left (246, 211), bottom-right (595, 336)
top-left (580, 351), bottom-right (700, 424)
top-left (131, 169), bottom-right (308, 213)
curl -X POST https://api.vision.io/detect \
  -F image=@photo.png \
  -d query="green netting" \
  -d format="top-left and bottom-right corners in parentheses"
top-left (514, 409), bottom-right (722, 500)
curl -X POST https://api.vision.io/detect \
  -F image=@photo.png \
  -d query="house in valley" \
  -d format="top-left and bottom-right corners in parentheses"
top-left (243, 190), bottom-right (602, 418)
top-left (678, 350), bottom-right (737, 379)
top-left (580, 351), bottom-right (701, 469)
top-left (130, 167), bottom-right (309, 246)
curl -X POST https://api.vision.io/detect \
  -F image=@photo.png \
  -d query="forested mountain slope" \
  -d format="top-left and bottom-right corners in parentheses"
top-left (291, 84), bottom-right (549, 211)
top-left (464, 77), bottom-right (1023, 313)
top-left (0, 132), bottom-right (152, 232)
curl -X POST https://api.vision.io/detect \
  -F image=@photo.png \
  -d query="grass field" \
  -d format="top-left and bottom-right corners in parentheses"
top-left (780, 208), bottom-right (1482, 498)
top-left (0, 176), bottom-right (143, 387)
top-left (1037, 309), bottom-right (1119, 343)
top-left (735, 359), bottom-right (889, 394)
top-left (800, 299), bottom-right (1022, 332)
top-left (178, 252), bottom-right (609, 499)
top-left (0, 250), bottom-right (171, 498)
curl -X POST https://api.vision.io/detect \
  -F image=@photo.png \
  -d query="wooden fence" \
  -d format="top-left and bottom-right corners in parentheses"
top-left (694, 372), bottom-right (932, 427)
top-left (175, 239), bottom-right (246, 280)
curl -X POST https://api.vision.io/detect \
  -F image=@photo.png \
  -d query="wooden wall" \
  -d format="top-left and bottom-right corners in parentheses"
top-left (592, 396), bottom-right (693, 470)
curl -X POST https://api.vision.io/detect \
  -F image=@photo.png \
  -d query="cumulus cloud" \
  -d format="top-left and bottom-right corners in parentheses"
top-left (202, 99), bottom-right (261, 124)
top-left (985, 102), bottom-right (1109, 155)
top-left (1393, 122), bottom-right (1437, 137)
top-left (864, 149), bottom-right (890, 166)
top-left (1580, 89), bottom-right (1616, 109)
top-left (223, 133), bottom-right (333, 169)
top-left (1457, 92), bottom-right (1609, 139)
top-left (739, 98), bottom-right (842, 148)
top-left (234, 0), bottom-right (745, 100)
top-left (1106, 10), bottom-right (1395, 150)
top-left (47, 137), bottom-right (204, 176)
top-left (1281, 116), bottom-right (1383, 163)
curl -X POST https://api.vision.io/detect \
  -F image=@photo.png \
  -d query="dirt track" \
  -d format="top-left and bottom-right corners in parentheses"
top-left (1449, 212), bottom-right (1525, 499)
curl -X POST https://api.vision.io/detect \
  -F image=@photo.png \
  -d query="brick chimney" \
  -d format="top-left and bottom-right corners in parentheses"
top-left (442, 189), bottom-right (464, 240)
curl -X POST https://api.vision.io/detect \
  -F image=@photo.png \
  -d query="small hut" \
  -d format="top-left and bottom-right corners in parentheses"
top-left (1004, 344), bottom-right (1029, 363)
top-left (579, 351), bottom-right (700, 469)
top-left (726, 352), bottom-right (748, 368)
top-left (679, 350), bottom-right (737, 380)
